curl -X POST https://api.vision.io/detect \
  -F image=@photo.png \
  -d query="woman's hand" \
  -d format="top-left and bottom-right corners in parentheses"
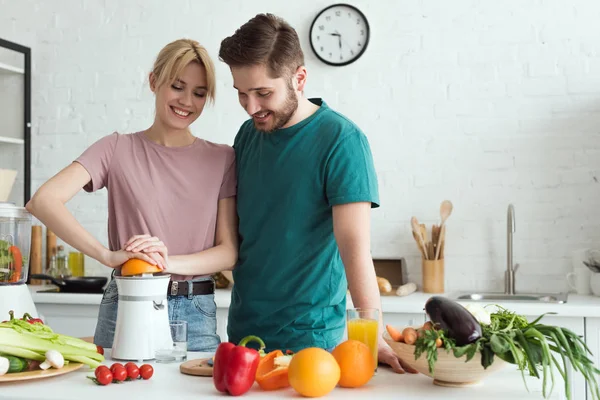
top-left (100, 248), bottom-right (160, 269)
top-left (123, 234), bottom-right (169, 270)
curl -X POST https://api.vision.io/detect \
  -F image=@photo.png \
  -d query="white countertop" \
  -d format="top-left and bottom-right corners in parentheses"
top-left (0, 349), bottom-right (562, 399)
top-left (28, 284), bottom-right (600, 318)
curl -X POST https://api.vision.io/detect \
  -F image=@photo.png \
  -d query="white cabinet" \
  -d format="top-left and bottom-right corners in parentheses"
top-left (36, 303), bottom-right (99, 338)
top-left (383, 312), bottom-right (427, 329)
top-left (216, 307), bottom-right (229, 342)
top-left (585, 318), bottom-right (600, 400)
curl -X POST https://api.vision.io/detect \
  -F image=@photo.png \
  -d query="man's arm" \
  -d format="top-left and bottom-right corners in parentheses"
top-left (333, 202), bottom-right (417, 374)
top-left (332, 202), bottom-right (382, 327)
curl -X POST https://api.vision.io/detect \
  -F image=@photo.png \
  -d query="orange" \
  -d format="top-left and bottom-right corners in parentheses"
top-left (120, 259), bottom-right (161, 276)
top-left (331, 340), bottom-right (375, 388)
top-left (288, 347), bottom-right (340, 397)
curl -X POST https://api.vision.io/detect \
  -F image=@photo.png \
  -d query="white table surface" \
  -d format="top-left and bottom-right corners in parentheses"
top-left (0, 349), bottom-right (562, 400)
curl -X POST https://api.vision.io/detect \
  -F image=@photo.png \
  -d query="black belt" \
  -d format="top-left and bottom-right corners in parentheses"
top-left (168, 280), bottom-right (215, 296)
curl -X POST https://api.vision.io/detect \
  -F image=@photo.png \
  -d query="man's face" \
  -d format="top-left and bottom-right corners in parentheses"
top-left (231, 64), bottom-right (298, 132)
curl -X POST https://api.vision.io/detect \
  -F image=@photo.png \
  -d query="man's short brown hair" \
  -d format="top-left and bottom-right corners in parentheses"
top-left (219, 13), bottom-right (304, 78)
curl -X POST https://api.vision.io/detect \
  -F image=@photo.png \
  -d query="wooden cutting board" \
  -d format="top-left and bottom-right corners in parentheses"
top-left (0, 362), bottom-right (83, 382)
top-left (179, 358), bottom-right (213, 377)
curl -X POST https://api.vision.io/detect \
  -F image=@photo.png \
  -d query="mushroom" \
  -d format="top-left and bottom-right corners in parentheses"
top-left (0, 356), bottom-right (8, 376)
top-left (39, 350), bottom-right (64, 370)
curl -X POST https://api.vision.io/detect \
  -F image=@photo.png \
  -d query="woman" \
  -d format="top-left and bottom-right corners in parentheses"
top-left (26, 39), bottom-right (237, 352)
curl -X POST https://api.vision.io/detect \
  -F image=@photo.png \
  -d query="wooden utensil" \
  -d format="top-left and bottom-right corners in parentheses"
top-left (420, 223), bottom-right (428, 244)
top-left (434, 200), bottom-right (453, 260)
top-left (0, 362), bottom-right (83, 382)
top-left (46, 229), bottom-right (56, 272)
top-left (29, 225), bottom-right (43, 285)
top-left (411, 217), bottom-right (429, 260)
top-left (431, 224), bottom-right (440, 260)
top-left (440, 225), bottom-right (446, 259)
top-left (411, 231), bottom-right (426, 258)
top-left (180, 358), bottom-right (213, 377)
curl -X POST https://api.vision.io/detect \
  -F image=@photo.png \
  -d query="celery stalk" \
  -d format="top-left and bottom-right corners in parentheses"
top-left (0, 326), bottom-right (103, 368)
top-left (0, 345), bottom-right (45, 361)
top-left (62, 355), bottom-right (100, 369)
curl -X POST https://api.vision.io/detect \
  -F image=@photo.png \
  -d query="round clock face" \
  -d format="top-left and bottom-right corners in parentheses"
top-left (309, 4), bottom-right (370, 66)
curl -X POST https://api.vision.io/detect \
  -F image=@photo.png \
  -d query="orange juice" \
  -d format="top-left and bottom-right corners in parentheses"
top-left (347, 318), bottom-right (378, 366)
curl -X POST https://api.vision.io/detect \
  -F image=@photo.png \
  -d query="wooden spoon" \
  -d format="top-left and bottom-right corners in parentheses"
top-left (434, 200), bottom-right (453, 260)
top-left (411, 216), bottom-right (429, 260)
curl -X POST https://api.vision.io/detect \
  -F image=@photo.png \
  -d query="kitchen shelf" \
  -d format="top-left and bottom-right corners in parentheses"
top-left (0, 38), bottom-right (31, 205)
top-left (0, 61), bottom-right (24, 75)
top-left (0, 136), bottom-right (25, 145)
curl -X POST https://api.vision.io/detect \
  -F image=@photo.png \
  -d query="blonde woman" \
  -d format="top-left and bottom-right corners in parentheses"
top-left (26, 39), bottom-right (237, 352)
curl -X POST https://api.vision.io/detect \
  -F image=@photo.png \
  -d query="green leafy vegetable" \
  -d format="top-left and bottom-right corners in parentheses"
top-left (0, 311), bottom-right (103, 369)
top-left (414, 302), bottom-right (600, 400)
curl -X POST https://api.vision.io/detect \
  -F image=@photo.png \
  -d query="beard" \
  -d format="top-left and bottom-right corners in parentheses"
top-left (253, 84), bottom-right (298, 133)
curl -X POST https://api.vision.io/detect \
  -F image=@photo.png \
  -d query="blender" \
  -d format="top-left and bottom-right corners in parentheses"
top-left (0, 202), bottom-right (37, 319)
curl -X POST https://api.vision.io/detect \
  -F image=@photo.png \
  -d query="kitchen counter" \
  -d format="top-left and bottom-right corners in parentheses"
top-left (0, 349), bottom-right (563, 399)
top-left (28, 284), bottom-right (600, 317)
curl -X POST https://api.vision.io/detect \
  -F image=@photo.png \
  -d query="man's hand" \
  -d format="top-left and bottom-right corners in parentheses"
top-left (378, 341), bottom-right (418, 374)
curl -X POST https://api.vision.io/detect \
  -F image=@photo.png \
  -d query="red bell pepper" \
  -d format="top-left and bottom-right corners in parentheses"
top-left (22, 313), bottom-right (44, 324)
top-left (1, 311), bottom-right (43, 325)
top-left (213, 335), bottom-right (266, 396)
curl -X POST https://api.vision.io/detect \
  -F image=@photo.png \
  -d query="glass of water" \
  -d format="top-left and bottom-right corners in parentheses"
top-left (155, 320), bottom-right (188, 363)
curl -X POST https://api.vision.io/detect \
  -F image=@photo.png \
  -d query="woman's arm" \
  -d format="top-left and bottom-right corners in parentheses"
top-left (26, 162), bottom-right (157, 268)
top-left (165, 196), bottom-right (238, 276)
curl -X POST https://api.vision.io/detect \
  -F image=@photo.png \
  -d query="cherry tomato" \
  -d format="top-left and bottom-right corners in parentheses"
top-left (94, 366), bottom-right (113, 385)
top-left (94, 365), bottom-right (110, 378)
top-left (112, 366), bottom-right (127, 382)
top-left (125, 364), bottom-right (139, 380)
top-left (96, 345), bottom-right (104, 355)
top-left (108, 364), bottom-right (122, 375)
top-left (139, 364), bottom-right (153, 380)
top-left (109, 363), bottom-right (124, 372)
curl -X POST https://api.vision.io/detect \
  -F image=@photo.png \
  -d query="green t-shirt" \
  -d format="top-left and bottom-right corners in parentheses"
top-left (227, 98), bottom-right (380, 352)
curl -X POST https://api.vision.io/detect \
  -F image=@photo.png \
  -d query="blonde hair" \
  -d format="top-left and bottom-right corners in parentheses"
top-left (151, 39), bottom-right (216, 103)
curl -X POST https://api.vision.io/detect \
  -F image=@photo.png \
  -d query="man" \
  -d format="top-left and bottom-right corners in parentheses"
top-left (219, 13), bottom-right (416, 374)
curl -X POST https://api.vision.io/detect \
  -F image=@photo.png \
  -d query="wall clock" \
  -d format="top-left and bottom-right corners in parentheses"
top-left (309, 3), bottom-right (370, 66)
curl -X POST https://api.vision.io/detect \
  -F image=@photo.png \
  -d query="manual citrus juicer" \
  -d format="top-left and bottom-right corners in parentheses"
top-left (111, 260), bottom-right (173, 361)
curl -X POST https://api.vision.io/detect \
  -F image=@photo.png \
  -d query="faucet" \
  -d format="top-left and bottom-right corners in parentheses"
top-left (505, 204), bottom-right (519, 294)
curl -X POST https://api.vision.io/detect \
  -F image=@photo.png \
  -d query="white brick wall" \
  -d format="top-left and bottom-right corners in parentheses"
top-left (1, 0), bottom-right (600, 293)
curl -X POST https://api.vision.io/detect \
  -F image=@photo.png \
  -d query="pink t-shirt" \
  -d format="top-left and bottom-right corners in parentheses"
top-left (75, 131), bottom-right (237, 281)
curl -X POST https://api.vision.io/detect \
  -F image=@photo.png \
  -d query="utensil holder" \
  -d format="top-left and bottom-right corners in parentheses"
top-left (422, 258), bottom-right (444, 293)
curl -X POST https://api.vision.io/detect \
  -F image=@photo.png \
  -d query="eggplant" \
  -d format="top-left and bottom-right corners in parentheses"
top-left (425, 296), bottom-right (482, 346)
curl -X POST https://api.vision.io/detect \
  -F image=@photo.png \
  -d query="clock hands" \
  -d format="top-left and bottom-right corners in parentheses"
top-left (329, 32), bottom-right (342, 49)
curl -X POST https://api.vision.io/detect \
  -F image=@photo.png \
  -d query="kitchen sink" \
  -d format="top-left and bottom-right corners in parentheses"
top-left (454, 292), bottom-right (568, 304)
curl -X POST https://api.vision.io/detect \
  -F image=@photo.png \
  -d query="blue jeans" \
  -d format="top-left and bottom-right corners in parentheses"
top-left (93, 278), bottom-right (221, 352)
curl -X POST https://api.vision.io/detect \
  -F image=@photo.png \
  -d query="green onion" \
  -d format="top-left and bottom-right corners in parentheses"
top-left (414, 304), bottom-right (600, 400)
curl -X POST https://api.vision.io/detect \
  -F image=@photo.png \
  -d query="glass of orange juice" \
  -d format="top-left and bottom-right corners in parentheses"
top-left (346, 308), bottom-right (379, 372)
